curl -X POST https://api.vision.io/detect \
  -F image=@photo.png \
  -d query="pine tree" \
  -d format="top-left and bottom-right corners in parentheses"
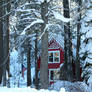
top-left (80, 0), bottom-right (92, 86)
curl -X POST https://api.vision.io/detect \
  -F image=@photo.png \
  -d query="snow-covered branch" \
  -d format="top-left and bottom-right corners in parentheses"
top-left (21, 19), bottom-right (44, 35)
top-left (53, 11), bottom-right (72, 23)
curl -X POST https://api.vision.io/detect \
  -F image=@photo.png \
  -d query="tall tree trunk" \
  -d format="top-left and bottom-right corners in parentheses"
top-left (0, 0), bottom-right (3, 84)
top-left (40, 0), bottom-right (49, 89)
top-left (35, 30), bottom-right (39, 89)
top-left (3, 17), bottom-right (10, 86)
top-left (2, 0), bottom-right (10, 86)
top-left (75, 0), bottom-right (82, 81)
top-left (60, 0), bottom-right (73, 81)
top-left (6, 0), bottom-right (10, 79)
top-left (27, 44), bottom-right (31, 86)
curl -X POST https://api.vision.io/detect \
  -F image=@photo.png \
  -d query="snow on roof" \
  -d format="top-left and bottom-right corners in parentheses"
top-left (49, 33), bottom-right (64, 49)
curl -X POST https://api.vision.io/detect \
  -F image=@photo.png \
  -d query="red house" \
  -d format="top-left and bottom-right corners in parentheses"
top-left (38, 37), bottom-right (83, 84)
top-left (38, 38), bottom-right (64, 84)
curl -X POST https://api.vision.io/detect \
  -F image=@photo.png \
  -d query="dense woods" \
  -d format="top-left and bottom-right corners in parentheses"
top-left (0, 0), bottom-right (92, 91)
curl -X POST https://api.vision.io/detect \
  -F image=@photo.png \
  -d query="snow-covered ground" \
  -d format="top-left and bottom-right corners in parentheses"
top-left (0, 81), bottom-right (91, 92)
top-left (0, 87), bottom-right (66, 92)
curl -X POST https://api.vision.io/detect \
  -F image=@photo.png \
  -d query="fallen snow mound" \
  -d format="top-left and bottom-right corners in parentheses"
top-left (50, 81), bottom-right (91, 92)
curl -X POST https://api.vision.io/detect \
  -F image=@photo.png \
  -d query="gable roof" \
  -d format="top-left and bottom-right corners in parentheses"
top-left (49, 33), bottom-right (64, 49)
top-left (48, 38), bottom-right (62, 49)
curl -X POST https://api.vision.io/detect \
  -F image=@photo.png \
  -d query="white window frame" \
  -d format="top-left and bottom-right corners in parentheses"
top-left (48, 50), bottom-right (60, 63)
top-left (49, 69), bottom-right (60, 82)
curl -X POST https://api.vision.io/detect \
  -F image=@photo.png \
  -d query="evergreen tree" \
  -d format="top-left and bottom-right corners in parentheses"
top-left (80, 0), bottom-right (92, 86)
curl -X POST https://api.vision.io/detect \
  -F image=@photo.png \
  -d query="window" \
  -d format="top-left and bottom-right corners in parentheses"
top-left (48, 51), bottom-right (60, 63)
top-left (49, 69), bottom-right (60, 81)
top-left (49, 52), bottom-right (53, 62)
top-left (54, 52), bottom-right (59, 62)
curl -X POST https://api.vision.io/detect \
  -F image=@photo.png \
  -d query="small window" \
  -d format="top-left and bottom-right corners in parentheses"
top-left (48, 51), bottom-right (60, 63)
top-left (50, 69), bottom-right (60, 81)
top-left (49, 52), bottom-right (53, 62)
top-left (50, 71), bottom-right (54, 80)
top-left (54, 52), bottom-right (59, 62)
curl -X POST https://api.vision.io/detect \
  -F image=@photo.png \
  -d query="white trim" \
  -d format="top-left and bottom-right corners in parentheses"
top-left (48, 50), bottom-right (60, 63)
top-left (49, 68), bottom-right (60, 82)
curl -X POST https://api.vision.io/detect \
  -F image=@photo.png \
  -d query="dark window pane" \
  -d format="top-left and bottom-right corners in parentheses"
top-left (54, 57), bottom-right (59, 62)
top-left (49, 58), bottom-right (53, 62)
top-left (49, 52), bottom-right (53, 62)
top-left (54, 52), bottom-right (59, 62)
top-left (50, 71), bottom-right (53, 80)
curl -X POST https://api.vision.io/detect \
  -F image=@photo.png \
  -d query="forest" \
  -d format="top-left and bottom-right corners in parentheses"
top-left (0, 0), bottom-right (92, 92)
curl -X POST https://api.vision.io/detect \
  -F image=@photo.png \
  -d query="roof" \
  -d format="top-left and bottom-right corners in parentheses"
top-left (49, 33), bottom-right (64, 49)
top-left (37, 33), bottom-right (64, 57)
top-left (48, 38), bottom-right (62, 49)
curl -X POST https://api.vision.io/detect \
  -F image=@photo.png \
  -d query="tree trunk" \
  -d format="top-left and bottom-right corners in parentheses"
top-left (6, 0), bottom-right (10, 79)
top-left (3, 17), bottom-right (10, 86)
top-left (27, 44), bottom-right (31, 86)
top-left (75, 0), bottom-right (82, 81)
top-left (40, 0), bottom-right (49, 89)
top-left (0, 0), bottom-right (3, 84)
top-left (2, 0), bottom-right (10, 86)
top-left (60, 0), bottom-right (73, 81)
top-left (35, 30), bottom-right (39, 89)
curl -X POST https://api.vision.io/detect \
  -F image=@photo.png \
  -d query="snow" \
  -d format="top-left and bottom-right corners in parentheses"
top-left (38, 24), bottom-right (52, 40)
top-left (10, 49), bottom-right (18, 61)
top-left (31, 67), bottom-right (35, 82)
top-left (10, 49), bottom-right (36, 87)
top-left (88, 76), bottom-right (92, 88)
top-left (60, 88), bottom-right (66, 92)
top-left (0, 87), bottom-right (67, 92)
top-left (60, 63), bottom-right (64, 68)
top-left (16, 9), bottom-right (38, 12)
top-left (86, 30), bottom-right (92, 38)
top-left (47, 0), bottom-right (50, 2)
top-left (37, 0), bottom-right (50, 3)
top-left (53, 11), bottom-right (72, 23)
top-left (37, 0), bottom-right (44, 3)
top-left (8, 0), bottom-right (92, 91)
top-left (85, 9), bottom-right (92, 21)
top-left (50, 81), bottom-right (91, 92)
top-left (21, 19), bottom-right (44, 35)
top-left (49, 33), bottom-right (64, 48)
top-left (80, 3), bottom-right (92, 87)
